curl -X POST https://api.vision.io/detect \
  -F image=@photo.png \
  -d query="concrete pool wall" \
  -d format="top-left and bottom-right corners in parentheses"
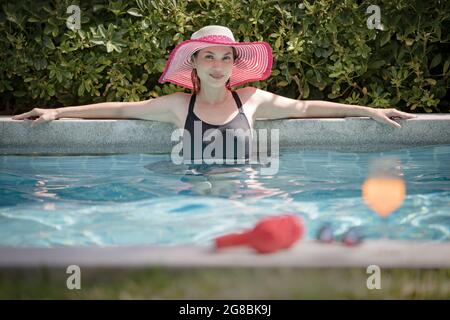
top-left (1, 114), bottom-right (450, 268)
top-left (1, 114), bottom-right (450, 154)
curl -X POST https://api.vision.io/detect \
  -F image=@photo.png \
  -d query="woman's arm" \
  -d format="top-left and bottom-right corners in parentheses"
top-left (55, 102), bottom-right (124, 119)
top-left (252, 87), bottom-right (416, 129)
top-left (12, 92), bottom-right (185, 127)
top-left (119, 92), bottom-right (185, 126)
top-left (300, 100), bottom-right (372, 118)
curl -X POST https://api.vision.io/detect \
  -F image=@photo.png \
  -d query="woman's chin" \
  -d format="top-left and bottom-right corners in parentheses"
top-left (202, 80), bottom-right (227, 88)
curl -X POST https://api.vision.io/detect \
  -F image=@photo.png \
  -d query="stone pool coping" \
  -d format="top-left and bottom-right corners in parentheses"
top-left (1, 241), bottom-right (450, 268)
top-left (1, 114), bottom-right (450, 154)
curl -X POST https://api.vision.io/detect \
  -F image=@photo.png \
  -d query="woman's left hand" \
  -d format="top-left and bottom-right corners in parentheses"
top-left (367, 108), bottom-right (417, 129)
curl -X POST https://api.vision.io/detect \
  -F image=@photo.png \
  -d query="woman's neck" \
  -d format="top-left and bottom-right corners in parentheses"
top-left (196, 87), bottom-right (230, 106)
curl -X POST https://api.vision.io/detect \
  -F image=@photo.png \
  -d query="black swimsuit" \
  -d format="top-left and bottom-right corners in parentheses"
top-left (183, 91), bottom-right (251, 163)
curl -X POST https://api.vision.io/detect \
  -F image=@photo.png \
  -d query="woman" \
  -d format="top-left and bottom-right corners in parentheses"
top-left (12, 25), bottom-right (416, 163)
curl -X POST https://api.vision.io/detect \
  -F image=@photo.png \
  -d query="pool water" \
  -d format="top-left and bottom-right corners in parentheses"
top-left (0, 145), bottom-right (449, 247)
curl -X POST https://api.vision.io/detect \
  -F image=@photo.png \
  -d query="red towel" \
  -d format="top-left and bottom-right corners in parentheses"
top-left (215, 214), bottom-right (304, 254)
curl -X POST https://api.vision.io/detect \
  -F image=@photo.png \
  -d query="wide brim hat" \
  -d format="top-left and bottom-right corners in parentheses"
top-left (158, 25), bottom-right (273, 89)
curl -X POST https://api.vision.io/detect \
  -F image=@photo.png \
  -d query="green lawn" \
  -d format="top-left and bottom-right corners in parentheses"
top-left (1, 267), bottom-right (449, 299)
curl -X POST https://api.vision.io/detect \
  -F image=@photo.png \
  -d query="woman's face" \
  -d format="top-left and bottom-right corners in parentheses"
top-left (192, 46), bottom-right (234, 88)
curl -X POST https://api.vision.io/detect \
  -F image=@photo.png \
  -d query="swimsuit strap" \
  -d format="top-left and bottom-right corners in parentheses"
top-left (188, 93), bottom-right (196, 116)
top-left (231, 91), bottom-right (244, 113)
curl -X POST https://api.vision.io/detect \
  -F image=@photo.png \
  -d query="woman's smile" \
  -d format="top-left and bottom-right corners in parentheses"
top-left (210, 73), bottom-right (225, 80)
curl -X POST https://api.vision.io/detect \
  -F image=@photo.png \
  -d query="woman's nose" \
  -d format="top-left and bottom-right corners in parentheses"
top-left (212, 60), bottom-right (224, 67)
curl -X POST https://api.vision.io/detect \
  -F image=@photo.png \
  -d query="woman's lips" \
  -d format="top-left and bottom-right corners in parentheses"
top-left (210, 74), bottom-right (224, 79)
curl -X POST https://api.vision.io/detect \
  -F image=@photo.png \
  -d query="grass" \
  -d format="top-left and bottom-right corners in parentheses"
top-left (1, 267), bottom-right (450, 299)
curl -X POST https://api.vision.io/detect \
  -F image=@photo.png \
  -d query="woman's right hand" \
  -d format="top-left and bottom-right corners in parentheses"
top-left (11, 108), bottom-right (59, 127)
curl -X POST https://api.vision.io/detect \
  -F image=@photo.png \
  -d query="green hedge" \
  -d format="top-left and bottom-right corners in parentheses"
top-left (1, 0), bottom-right (449, 114)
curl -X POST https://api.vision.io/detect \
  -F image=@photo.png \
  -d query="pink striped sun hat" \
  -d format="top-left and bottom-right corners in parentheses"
top-left (158, 25), bottom-right (273, 89)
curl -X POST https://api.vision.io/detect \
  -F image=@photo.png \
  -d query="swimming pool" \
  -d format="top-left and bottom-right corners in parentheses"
top-left (1, 144), bottom-right (449, 247)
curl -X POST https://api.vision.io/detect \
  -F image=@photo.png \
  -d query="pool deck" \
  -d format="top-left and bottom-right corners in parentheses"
top-left (1, 114), bottom-right (450, 268)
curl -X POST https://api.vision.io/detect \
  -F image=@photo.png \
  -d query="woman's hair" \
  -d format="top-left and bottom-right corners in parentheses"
top-left (190, 47), bottom-right (238, 94)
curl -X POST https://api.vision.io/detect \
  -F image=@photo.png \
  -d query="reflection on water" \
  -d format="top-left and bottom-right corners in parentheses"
top-left (144, 160), bottom-right (285, 200)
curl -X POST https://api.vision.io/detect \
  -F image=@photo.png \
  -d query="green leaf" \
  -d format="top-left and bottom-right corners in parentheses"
top-left (78, 82), bottom-right (85, 96)
top-left (444, 60), bottom-right (450, 75)
top-left (3, 81), bottom-right (12, 90)
top-left (44, 24), bottom-right (53, 35)
top-left (368, 60), bottom-right (385, 69)
top-left (425, 78), bottom-right (437, 86)
top-left (90, 38), bottom-right (105, 45)
top-left (271, 69), bottom-right (280, 76)
top-left (98, 25), bottom-right (107, 38)
top-left (380, 31), bottom-right (391, 47)
top-left (328, 93), bottom-right (341, 99)
top-left (93, 5), bottom-right (106, 12)
top-left (43, 36), bottom-right (55, 50)
top-left (155, 59), bottom-right (166, 72)
top-left (34, 58), bottom-right (47, 70)
top-left (314, 70), bottom-right (322, 82)
top-left (14, 91), bottom-right (26, 97)
top-left (328, 71), bottom-right (343, 78)
top-left (52, 26), bottom-right (59, 37)
top-left (106, 41), bottom-right (114, 52)
top-left (47, 17), bottom-right (58, 27)
top-left (96, 66), bottom-right (106, 73)
top-left (302, 82), bottom-right (309, 99)
top-left (275, 37), bottom-right (282, 50)
top-left (332, 82), bottom-right (340, 93)
top-left (435, 25), bottom-right (441, 40)
top-left (112, 44), bottom-right (121, 52)
top-left (405, 38), bottom-right (414, 46)
top-left (327, 23), bottom-right (337, 33)
top-left (314, 48), bottom-right (323, 57)
top-left (47, 84), bottom-right (55, 96)
top-left (127, 8), bottom-right (143, 17)
top-left (42, 5), bottom-right (53, 13)
top-left (304, 69), bottom-right (314, 79)
top-left (430, 54), bottom-right (442, 69)
top-left (27, 17), bottom-right (40, 23)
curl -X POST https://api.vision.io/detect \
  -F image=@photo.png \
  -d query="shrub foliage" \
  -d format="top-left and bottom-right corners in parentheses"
top-left (1, 0), bottom-right (449, 114)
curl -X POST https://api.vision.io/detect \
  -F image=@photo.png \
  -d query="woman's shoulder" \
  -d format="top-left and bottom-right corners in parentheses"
top-left (237, 86), bottom-right (258, 96)
top-left (234, 87), bottom-right (257, 107)
top-left (235, 86), bottom-right (268, 108)
top-left (164, 91), bottom-right (191, 108)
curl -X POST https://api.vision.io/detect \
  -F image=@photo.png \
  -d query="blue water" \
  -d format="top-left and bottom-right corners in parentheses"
top-left (0, 144), bottom-right (449, 247)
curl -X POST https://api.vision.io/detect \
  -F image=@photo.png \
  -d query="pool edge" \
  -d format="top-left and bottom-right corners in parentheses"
top-left (2, 114), bottom-right (450, 154)
top-left (1, 240), bottom-right (449, 268)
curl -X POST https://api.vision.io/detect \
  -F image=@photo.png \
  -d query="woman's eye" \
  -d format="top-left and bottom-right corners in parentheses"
top-left (205, 56), bottom-right (231, 60)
